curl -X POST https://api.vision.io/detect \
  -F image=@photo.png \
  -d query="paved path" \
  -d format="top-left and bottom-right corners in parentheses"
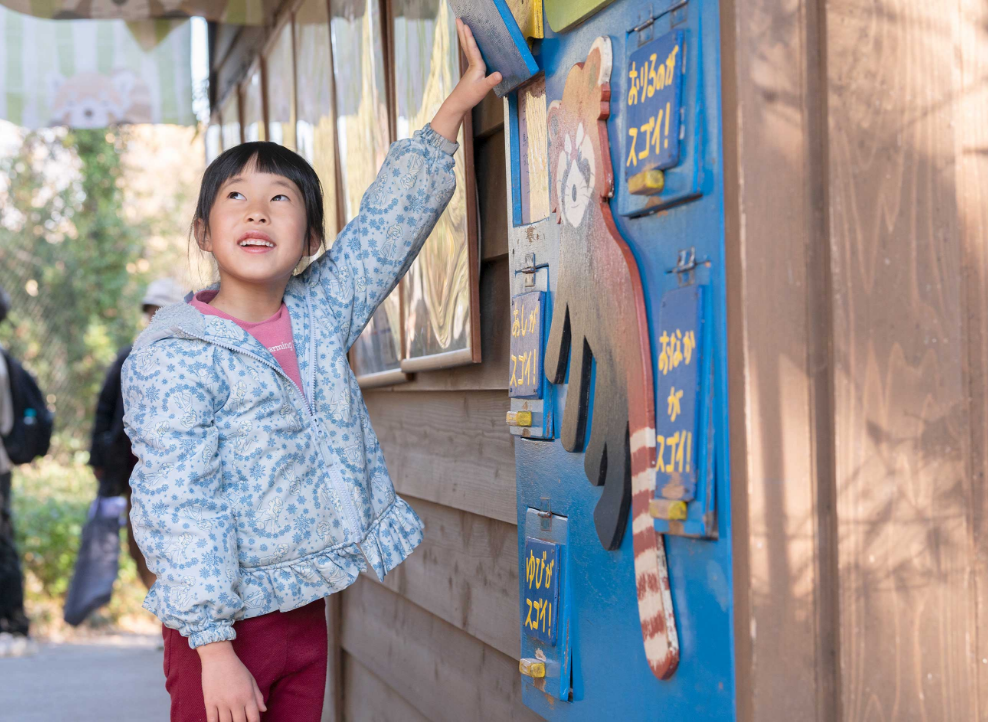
top-left (0, 633), bottom-right (170, 721)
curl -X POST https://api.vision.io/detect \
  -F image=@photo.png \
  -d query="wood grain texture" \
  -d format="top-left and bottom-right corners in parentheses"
top-left (363, 389), bottom-right (516, 523)
top-left (826, 0), bottom-right (976, 718)
top-left (393, 257), bottom-right (510, 391)
top-left (341, 577), bottom-right (541, 722)
top-left (957, 1), bottom-right (988, 719)
top-left (342, 654), bottom-right (430, 722)
top-left (363, 495), bottom-right (520, 658)
top-left (720, 0), bottom-right (838, 718)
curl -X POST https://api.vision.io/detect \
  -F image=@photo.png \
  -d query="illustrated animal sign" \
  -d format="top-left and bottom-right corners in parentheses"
top-left (47, 69), bottom-right (153, 128)
top-left (543, 36), bottom-right (678, 679)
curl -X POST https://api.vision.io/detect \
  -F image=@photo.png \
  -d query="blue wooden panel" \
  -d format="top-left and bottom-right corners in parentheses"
top-left (653, 285), bottom-right (703, 501)
top-left (523, 537), bottom-right (561, 644)
top-left (510, 291), bottom-right (546, 398)
top-left (510, 0), bottom-right (736, 719)
top-left (623, 30), bottom-right (685, 178)
top-left (448, 0), bottom-right (539, 97)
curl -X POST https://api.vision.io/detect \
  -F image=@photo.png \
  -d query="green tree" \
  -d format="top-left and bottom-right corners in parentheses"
top-left (0, 128), bottom-right (150, 457)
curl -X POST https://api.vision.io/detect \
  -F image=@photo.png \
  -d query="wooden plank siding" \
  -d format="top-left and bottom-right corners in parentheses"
top-left (363, 389), bottom-right (516, 523)
top-left (363, 495), bottom-right (520, 658)
top-left (825, 1), bottom-right (978, 719)
top-left (343, 654), bottom-right (431, 722)
top-left (726, 0), bottom-right (988, 718)
top-left (958, 2), bottom-right (988, 717)
top-left (341, 578), bottom-right (540, 722)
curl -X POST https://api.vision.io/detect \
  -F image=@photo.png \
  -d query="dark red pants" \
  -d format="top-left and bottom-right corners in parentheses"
top-left (163, 599), bottom-right (328, 722)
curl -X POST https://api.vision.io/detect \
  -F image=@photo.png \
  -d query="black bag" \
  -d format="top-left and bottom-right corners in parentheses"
top-left (1, 349), bottom-right (54, 464)
top-left (63, 496), bottom-right (124, 626)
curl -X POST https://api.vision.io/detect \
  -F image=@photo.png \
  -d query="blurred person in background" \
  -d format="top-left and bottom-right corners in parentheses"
top-left (0, 285), bottom-right (34, 657)
top-left (89, 278), bottom-right (185, 590)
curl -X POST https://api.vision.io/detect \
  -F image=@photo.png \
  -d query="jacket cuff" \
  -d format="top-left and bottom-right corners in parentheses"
top-left (187, 624), bottom-right (237, 649)
top-left (417, 124), bottom-right (459, 157)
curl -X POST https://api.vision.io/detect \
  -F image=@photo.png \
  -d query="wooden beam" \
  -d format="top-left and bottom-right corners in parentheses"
top-left (825, 0), bottom-right (976, 717)
top-left (320, 596), bottom-right (342, 722)
top-left (343, 653), bottom-right (430, 722)
top-left (472, 89), bottom-right (505, 140)
top-left (364, 495), bottom-right (520, 658)
top-left (341, 578), bottom-right (541, 722)
top-left (720, 0), bottom-right (838, 718)
top-left (478, 129), bottom-right (509, 262)
top-left (364, 389), bottom-right (516, 524)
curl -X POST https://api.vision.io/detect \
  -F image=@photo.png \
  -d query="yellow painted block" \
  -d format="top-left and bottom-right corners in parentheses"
top-left (649, 498), bottom-right (687, 521)
top-left (506, 0), bottom-right (544, 39)
top-left (519, 658), bottom-right (546, 678)
top-left (628, 169), bottom-right (665, 196)
top-left (506, 410), bottom-right (533, 427)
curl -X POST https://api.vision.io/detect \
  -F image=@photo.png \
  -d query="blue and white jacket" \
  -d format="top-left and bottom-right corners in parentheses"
top-left (121, 126), bottom-right (457, 648)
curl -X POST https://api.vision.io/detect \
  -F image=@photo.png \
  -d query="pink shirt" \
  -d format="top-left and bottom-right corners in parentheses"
top-left (190, 291), bottom-right (305, 397)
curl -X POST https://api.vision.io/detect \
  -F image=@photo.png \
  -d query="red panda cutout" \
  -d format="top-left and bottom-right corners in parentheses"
top-left (544, 36), bottom-right (678, 680)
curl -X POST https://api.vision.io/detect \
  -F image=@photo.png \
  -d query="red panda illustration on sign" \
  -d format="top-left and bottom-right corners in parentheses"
top-left (544, 36), bottom-right (679, 680)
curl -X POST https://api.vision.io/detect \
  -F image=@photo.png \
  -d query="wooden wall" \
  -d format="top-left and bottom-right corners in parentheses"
top-left (723, 0), bottom-right (988, 719)
top-left (332, 94), bottom-right (541, 722)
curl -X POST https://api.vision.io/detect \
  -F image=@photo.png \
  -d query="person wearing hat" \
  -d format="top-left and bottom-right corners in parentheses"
top-left (89, 278), bottom-right (186, 590)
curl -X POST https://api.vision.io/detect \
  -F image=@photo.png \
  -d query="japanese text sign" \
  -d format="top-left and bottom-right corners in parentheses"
top-left (510, 291), bottom-right (545, 398)
top-left (523, 537), bottom-right (560, 645)
top-left (624, 30), bottom-right (685, 178)
top-left (653, 285), bottom-right (703, 502)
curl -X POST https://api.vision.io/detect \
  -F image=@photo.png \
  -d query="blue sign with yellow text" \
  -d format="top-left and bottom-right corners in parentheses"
top-left (509, 291), bottom-right (545, 398)
top-left (653, 285), bottom-right (703, 503)
top-left (623, 30), bottom-right (685, 178)
top-left (523, 537), bottom-right (560, 645)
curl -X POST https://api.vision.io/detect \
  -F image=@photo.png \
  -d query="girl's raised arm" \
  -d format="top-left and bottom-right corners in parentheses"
top-left (122, 339), bottom-right (243, 649)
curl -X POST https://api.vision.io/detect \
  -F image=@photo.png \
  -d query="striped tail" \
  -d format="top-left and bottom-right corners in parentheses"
top-left (630, 426), bottom-right (679, 679)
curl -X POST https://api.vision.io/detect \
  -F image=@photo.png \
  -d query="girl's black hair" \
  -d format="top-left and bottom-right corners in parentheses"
top-left (192, 141), bottom-right (326, 256)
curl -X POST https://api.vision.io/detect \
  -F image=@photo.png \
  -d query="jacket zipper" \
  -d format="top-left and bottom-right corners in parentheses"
top-left (180, 330), bottom-right (364, 537)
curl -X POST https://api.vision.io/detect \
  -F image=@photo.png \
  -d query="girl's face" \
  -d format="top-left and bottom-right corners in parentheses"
top-left (200, 166), bottom-right (314, 287)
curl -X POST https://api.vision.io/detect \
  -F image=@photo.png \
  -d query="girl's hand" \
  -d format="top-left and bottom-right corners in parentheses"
top-left (432, 18), bottom-right (503, 142)
top-left (197, 641), bottom-right (267, 722)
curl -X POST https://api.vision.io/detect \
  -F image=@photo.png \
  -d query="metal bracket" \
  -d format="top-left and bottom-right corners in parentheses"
top-left (537, 496), bottom-right (552, 530)
top-left (666, 247), bottom-right (709, 286)
top-left (515, 253), bottom-right (550, 288)
top-left (628, 0), bottom-right (689, 44)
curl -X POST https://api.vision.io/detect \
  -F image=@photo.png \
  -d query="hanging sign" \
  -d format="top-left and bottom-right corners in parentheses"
top-left (523, 537), bottom-right (559, 645)
top-left (509, 291), bottom-right (545, 398)
top-left (653, 285), bottom-right (703, 510)
top-left (624, 30), bottom-right (685, 179)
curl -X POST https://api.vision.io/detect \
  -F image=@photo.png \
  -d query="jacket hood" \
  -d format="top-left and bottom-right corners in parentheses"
top-left (133, 277), bottom-right (310, 362)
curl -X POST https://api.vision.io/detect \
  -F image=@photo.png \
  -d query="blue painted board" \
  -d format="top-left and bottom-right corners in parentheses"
top-left (523, 537), bottom-right (561, 645)
top-left (653, 284), bottom-right (703, 502)
top-left (511, 0), bottom-right (736, 718)
top-left (448, 0), bottom-right (539, 97)
top-left (509, 291), bottom-right (545, 398)
top-left (623, 30), bottom-right (685, 178)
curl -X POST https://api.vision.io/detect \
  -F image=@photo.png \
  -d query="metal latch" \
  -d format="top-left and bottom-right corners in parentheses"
top-left (515, 253), bottom-right (549, 288)
top-left (666, 247), bottom-right (708, 286)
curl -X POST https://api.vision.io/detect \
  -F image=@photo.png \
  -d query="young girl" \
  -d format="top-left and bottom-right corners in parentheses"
top-left (122, 20), bottom-right (500, 722)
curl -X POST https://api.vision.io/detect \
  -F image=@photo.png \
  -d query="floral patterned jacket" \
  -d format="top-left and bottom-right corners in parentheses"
top-left (121, 126), bottom-right (457, 648)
